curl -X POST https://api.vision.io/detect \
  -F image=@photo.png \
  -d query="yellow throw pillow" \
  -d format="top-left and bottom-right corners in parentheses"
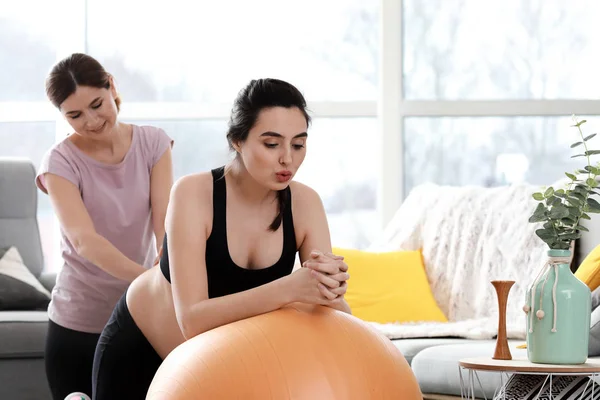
top-left (334, 247), bottom-right (447, 324)
top-left (575, 244), bottom-right (600, 291)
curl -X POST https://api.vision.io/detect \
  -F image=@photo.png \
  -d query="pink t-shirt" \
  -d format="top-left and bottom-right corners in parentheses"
top-left (36, 125), bottom-right (173, 333)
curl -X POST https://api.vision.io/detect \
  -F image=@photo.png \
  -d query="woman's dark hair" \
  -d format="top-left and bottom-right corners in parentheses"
top-left (227, 78), bottom-right (311, 232)
top-left (45, 53), bottom-right (121, 111)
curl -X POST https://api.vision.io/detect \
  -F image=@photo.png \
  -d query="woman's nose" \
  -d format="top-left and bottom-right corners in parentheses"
top-left (86, 113), bottom-right (102, 129)
top-left (280, 149), bottom-right (292, 165)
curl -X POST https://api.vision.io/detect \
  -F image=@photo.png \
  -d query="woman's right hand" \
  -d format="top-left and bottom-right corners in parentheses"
top-left (285, 266), bottom-right (348, 305)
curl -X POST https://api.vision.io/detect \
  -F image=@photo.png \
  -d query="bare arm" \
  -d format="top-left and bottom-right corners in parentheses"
top-left (167, 175), bottom-right (294, 340)
top-left (45, 173), bottom-right (146, 282)
top-left (295, 183), bottom-right (352, 314)
top-left (150, 147), bottom-right (173, 251)
top-left (296, 184), bottom-right (333, 264)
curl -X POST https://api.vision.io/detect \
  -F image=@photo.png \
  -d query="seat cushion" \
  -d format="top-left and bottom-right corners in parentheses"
top-left (0, 312), bottom-right (49, 358)
top-left (392, 338), bottom-right (476, 365)
top-left (411, 340), bottom-right (526, 398)
top-left (0, 357), bottom-right (51, 398)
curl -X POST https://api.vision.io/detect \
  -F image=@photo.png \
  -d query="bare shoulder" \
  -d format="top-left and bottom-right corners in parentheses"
top-left (169, 171), bottom-right (214, 219)
top-left (289, 181), bottom-right (325, 217)
top-left (171, 172), bottom-right (212, 201)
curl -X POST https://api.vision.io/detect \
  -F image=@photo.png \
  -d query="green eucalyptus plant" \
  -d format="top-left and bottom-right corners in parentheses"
top-left (529, 116), bottom-right (600, 250)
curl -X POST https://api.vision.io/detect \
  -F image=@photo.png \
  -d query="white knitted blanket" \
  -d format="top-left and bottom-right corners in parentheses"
top-left (367, 183), bottom-right (549, 340)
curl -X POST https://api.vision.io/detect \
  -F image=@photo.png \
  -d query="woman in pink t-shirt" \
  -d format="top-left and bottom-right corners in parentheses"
top-left (35, 53), bottom-right (173, 400)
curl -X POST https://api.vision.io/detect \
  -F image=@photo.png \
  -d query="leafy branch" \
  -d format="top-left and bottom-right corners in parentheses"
top-left (529, 116), bottom-right (600, 250)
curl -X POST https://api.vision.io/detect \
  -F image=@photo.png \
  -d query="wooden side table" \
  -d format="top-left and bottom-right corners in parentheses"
top-left (458, 357), bottom-right (600, 399)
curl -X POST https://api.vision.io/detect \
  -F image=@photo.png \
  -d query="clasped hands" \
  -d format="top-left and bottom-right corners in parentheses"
top-left (302, 250), bottom-right (349, 302)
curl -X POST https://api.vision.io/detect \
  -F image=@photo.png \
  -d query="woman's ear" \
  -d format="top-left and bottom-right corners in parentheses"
top-left (108, 74), bottom-right (118, 98)
top-left (231, 141), bottom-right (242, 154)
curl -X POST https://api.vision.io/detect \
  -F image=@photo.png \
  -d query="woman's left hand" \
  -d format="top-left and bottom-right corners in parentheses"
top-left (302, 250), bottom-right (349, 292)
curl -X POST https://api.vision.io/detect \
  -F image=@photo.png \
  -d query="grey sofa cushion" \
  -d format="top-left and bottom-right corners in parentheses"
top-left (0, 159), bottom-right (44, 277)
top-left (592, 286), bottom-right (600, 311)
top-left (0, 318), bottom-right (48, 358)
top-left (411, 340), bottom-right (526, 398)
top-left (392, 338), bottom-right (478, 365)
top-left (587, 286), bottom-right (600, 356)
top-left (590, 305), bottom-right (600, 357)
top-left (0, 247), bottom-right (51, 311)
top-left (579, 210), bottom-right (600, 265)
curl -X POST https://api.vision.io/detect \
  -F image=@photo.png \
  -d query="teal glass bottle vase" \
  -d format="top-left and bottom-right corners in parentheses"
top-left (525, 249), bottom-right (591, 364)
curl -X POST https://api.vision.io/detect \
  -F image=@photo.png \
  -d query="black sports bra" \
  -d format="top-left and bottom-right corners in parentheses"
top-left (159, 166), bottom-right (297, 298)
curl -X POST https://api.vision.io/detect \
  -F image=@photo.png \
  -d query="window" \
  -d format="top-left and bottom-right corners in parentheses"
top-left (296, 118), bottom-right (380, 249)
top-left (403, 0), bottom-right (600, 100)
top-left (7, 0), bottom-right (600, 259)
top-left (135, 120), bottom-right (230, 179)
top-left (376, 0), bottom-right (600, 226)
top-left (86, 0), bottom-right (378, 102)
top-left (87, 0), bottom-right (380, 249)
top-left (403, 116), bottom-right (596, 195)
top-left (0, 3), bottom-right (61, 101)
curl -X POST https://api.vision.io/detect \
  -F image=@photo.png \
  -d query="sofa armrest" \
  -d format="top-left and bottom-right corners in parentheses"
top-left (38, 272), bottom-right (57, 293)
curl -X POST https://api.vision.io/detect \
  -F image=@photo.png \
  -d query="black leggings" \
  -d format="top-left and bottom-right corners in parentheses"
top-left (92, 292), bottom-right (163, 400)
top-left (45, 319), bottom-right (101, 400)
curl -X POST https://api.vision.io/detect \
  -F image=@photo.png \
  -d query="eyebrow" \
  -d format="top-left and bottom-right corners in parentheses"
top-left (65, 97), bottom-right (102, 115)
top-left (260, 131), bottom-right (308, 139)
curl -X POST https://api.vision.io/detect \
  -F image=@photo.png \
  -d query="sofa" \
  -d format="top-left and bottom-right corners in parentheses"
top-left (2, 156), bottom-right (600, 400)
top-left (0, 158), bottom-right (55, 399)
top-left (383, 186), bottom-right (600, 399)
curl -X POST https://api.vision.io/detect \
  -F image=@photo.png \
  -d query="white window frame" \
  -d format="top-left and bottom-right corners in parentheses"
top-left (380, 0), bottom-right (600, 229)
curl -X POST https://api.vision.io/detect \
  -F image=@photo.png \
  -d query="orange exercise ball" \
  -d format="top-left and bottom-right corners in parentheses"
top-left (146, 304), bottom-right (422, 400)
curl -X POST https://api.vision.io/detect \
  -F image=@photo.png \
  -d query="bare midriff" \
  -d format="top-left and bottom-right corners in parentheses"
top-left (126, 265), bottom-right (185, 359)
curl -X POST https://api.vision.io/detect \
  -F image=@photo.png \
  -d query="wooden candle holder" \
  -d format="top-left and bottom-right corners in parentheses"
top-left (491, 280), bottom-right (515, 360)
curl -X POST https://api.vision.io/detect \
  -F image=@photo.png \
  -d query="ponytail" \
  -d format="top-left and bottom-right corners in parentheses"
top-left (268, 189), bottom-right (288, 231)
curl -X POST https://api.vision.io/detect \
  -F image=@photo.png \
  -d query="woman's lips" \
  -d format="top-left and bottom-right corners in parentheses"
top-left (90, 121), bottom-right (106, 133)
top-left (276, 171), bottom-right (292, 182)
